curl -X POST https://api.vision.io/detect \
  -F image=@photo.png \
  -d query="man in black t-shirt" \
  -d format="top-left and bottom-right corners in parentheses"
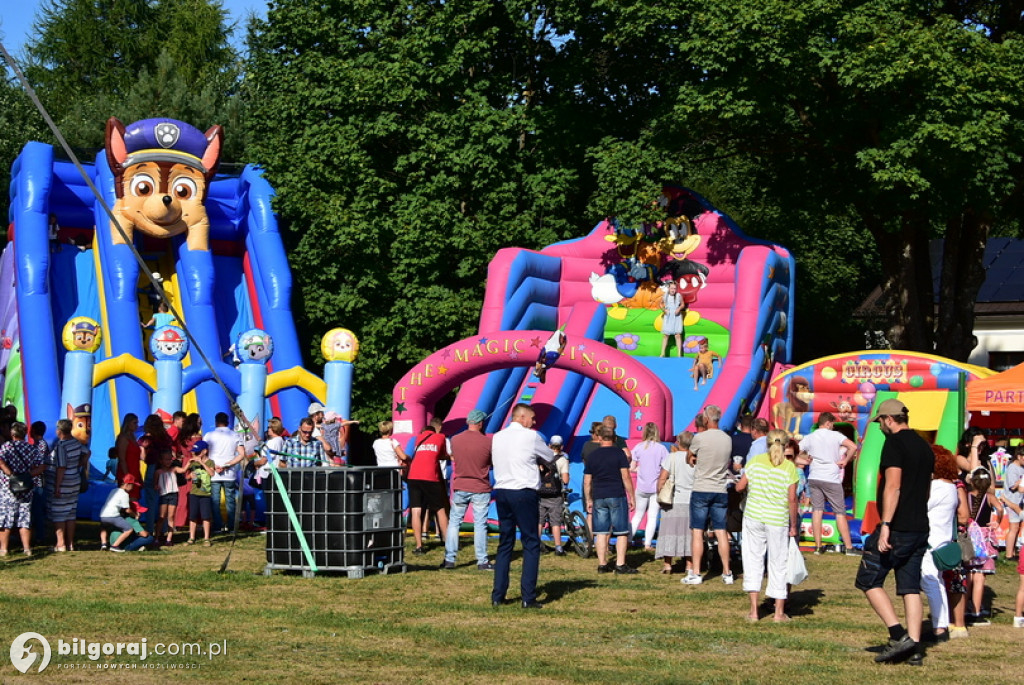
top-left (855, 399), bottom-right (934, 666)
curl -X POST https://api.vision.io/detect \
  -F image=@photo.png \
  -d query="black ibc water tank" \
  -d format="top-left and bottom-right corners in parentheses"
top-left (265, 467), bottom-right (403, 574)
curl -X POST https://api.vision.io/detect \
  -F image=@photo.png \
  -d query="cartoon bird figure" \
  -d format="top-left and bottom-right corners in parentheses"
top-left (590, 272), bottom-right (625, 304)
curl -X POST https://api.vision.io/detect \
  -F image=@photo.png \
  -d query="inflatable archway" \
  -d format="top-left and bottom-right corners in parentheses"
top-left (392, 330), bottom-right (673, 443)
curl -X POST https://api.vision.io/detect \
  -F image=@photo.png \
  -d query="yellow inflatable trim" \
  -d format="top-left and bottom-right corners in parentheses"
top-left (94, 354), bottom-right (157, 392)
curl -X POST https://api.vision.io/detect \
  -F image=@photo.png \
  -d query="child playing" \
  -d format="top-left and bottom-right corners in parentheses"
top-left (691, 337), bottom-right (721, 391)
top-left (155, 449), bottom-right (186, 546)
top-left (660, 280), bottom-right (684, 358)
top-left (372, 420), bottom-right (408, 470)
top-left (102, 446), bottom-right (119, 482)
top-left (534, 329), bottom-right (567, 384)
top-left (143, 301), bottom-right (175, 328)
top-left (186, 441), bottom-right (215, 546)
top-left (98, 474), bottom-right (155, 552)
top-left (964, 467), bottom-right (1004, 625)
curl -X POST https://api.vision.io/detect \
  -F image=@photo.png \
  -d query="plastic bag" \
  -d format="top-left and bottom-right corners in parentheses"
top-left (787, 537), bottom-right (808, 586)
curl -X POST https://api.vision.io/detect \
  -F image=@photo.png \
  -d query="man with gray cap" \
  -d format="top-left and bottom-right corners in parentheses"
top-left (855, 399), bottom-right (934, 666)
top-left (442, 410), bottom-right (494, 570)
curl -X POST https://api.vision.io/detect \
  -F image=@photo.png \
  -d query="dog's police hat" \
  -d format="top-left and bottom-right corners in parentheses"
top-left (121, 119), bottom-right (211, 173)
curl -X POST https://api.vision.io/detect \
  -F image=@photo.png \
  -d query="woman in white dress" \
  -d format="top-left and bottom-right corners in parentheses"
top-left (660, 281), bottom-right (684, 358)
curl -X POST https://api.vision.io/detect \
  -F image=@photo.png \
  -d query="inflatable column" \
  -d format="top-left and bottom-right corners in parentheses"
top-left (60, 317), bottom-right (102, 413)
top-left (321, 327), bottom-right (359, 420)
top-left (149, 325), bottom-right (188, 416)
top-left (235, 328), bottom-right (273, 424)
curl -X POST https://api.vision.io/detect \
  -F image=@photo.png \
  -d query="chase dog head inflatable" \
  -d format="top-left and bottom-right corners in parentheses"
top-left (105, 117), bottom-right (223, 251)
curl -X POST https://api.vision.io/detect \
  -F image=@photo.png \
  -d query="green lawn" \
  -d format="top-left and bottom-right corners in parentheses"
top-left (1, 528), bottom-right (1021, 683)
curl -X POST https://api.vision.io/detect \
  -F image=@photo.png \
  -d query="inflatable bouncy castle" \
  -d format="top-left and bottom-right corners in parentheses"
top-left (763, 352), bottom-right (993, 544)
top-left (2, 118), bottom-right (349, 516)
top-left (393, 185), bottom-right (795, 498)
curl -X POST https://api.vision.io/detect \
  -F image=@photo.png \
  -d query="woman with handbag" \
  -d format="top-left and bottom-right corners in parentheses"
top-left (0, 422), bottom-right (47, 556)
top-left (920, 445), bottom-right (966, 641)
top-left (735, 429), bottom-right (799, 622)
top-left (654, 431), bottom-right (695, 574)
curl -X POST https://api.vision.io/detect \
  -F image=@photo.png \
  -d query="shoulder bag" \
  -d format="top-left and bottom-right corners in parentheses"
top-left (931, 516), bottom-right (963, 571)
top-left (657, 452), bottom-right (679, 508)
top-left (8, 472), bottom-right (33, 495)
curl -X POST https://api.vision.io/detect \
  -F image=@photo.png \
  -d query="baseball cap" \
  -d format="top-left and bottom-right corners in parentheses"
top-left (308, 402), bottom-right (326, 415)
top-left (191, 440), bottom-right (209, 454)
top-left (549, 435), bottom-right (564, 446)
top-left (467, 410), bottom-right (487, 425)
top-left (871, 399), bottom-right (908, 422)
top-left (121, 474), bottom-right (140, 488)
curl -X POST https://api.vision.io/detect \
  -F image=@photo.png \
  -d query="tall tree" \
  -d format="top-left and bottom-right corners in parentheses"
top-left (245, 0), bottom-right (623, 418)
top-left (587, 0), bottom-right (1024, 361)
top-left (21, 0), bottom-right (242, 152)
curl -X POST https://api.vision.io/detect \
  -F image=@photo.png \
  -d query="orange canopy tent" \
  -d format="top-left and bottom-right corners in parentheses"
top-left (966, 362), bottom-right (1024, 429)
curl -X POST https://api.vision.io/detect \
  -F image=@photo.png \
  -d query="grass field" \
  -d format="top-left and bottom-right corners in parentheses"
top-left (1, 527), bottom-right (1021, 684)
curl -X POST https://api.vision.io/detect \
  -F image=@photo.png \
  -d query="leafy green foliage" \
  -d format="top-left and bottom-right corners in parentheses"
top-left (245, 0), bottom-right (623, 420)
top-left (587, 0), bottom-right (1024, 359)
top-left (21, 0), bottom-right (243, 153)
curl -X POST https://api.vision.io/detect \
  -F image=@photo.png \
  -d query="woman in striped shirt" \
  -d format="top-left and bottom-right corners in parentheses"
top-left (735, 428), bottom-right (799, 622)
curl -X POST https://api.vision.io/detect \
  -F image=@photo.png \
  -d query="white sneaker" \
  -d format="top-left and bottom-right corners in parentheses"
top-left (722, 572), bottom-right (735, 585)
top-left (1014, 616), bottom-right (1024, 628)
top-left (682, 571), bottom-right (703, 585)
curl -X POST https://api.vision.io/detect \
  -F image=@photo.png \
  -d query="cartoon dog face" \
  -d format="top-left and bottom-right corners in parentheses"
top-left (153, 328), bottom-right (186, 357)
top-left (67, 403), bottom-right (91, 444)
top-left (106, 118), bottom-right (223, 252)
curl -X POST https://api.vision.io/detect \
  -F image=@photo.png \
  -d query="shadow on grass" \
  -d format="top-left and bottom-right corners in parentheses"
top-left (539, 577), bottom-right (599, 602)
top-left (786, 587), bottom-right (824, 617)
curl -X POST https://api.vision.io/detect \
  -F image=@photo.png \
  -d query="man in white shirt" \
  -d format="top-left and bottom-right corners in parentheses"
top-left (203, 412), bottom-right (245, 534)
top-left (799, 412), bottom-right (859, 555)
top-left (490, 403), bottom-right (555, 609)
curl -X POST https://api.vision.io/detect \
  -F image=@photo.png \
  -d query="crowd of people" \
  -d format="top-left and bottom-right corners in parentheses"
top-left (386, 399), bottom-right (1024, 666)
top-left (4, 394), bottom-right (1024, 664)
top-left (0, 401), bottom-right (357, 554)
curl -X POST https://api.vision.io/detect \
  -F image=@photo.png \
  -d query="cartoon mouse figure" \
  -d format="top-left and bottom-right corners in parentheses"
top-left (105, 117), bottom-right (223, 252)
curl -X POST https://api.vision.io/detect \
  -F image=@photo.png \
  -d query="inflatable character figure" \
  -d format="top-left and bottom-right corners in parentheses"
top-left (691, 337), bottom-right (722, 391)
top-left (534, 330), bottom-right (567, 384)
top-left (321, 328), bottom-right (359, 363)
top-left (68, 403), bottom-right (91, 445)
top-left (105, 117), bottom-right (223, 251)
top-left (773, 375), bottom-right (813, 438)
top-left (830, 396), bottom-right (856, 423)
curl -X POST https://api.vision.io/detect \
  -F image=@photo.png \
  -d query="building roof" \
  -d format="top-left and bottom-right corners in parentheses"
top-left (856, 237), bottom-right (1024, 318)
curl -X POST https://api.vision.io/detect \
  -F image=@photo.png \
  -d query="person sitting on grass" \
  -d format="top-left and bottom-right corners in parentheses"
top-left (99, 474), bottom-right (155, 552)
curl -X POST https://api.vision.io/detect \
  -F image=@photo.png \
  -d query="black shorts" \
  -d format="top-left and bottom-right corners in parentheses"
top-left (854, 527), bottom-right (928, 595)
top-left (407, 479), bottom-right (450, 513)
top-left (189, 494), bottom-right (213, 522)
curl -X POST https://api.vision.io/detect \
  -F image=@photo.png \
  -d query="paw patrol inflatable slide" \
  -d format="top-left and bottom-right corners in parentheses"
top-left (2, 118), bottom-right (313, 475)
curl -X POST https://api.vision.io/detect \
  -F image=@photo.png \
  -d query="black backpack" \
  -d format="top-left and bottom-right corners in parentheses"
top-left (537, 462), bottom-right (562, 497)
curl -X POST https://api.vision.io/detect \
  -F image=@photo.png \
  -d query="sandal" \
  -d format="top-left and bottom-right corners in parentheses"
top-left (661, 566), bottom-right (673, 574)
top-left (186, 539), bottom-right (195, 545)
top-left (52, 546), bottom-right (67, 553)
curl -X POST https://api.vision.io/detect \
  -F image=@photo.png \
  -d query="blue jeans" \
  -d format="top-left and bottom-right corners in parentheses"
top-left (492, 489), bottom-right (541, 605)
top-left (211, 481), bottom-right (238, 532)
top-left (124, 533), bottom-right (157, 551)
top-left (445, 490), bottom-right (491, 564)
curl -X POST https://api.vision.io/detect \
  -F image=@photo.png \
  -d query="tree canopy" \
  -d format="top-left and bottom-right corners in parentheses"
top-left (20, 0), bottom-right (244, 153)
top-left (585, 0), bottom-right (1024, 360)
